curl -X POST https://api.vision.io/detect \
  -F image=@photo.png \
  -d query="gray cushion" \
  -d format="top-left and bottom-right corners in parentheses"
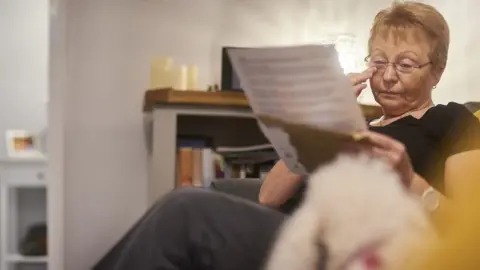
top-left (209, 178), bottom-right (305, 215)
top-left (210, 178), bottom-right (263, 203)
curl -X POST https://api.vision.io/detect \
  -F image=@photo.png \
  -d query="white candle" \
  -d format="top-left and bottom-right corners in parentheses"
top-left (176, 65), bottom-right (188, 90)
top-left (187, 65), bottom-right (199, 90)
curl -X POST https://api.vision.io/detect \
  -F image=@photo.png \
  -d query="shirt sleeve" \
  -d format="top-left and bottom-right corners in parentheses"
top-left (445, 103), bottom-right (480, 156)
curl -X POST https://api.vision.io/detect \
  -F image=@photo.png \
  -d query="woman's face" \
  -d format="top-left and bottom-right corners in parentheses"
top-left (368, 28), bottom-right (440, 116)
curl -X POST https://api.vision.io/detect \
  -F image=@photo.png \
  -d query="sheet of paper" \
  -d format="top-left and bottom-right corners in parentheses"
top-left (227, 45), bottom-right (367, 174)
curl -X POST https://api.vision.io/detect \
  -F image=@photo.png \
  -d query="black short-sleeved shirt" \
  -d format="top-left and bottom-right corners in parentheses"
top-left (279, 102), bottom-right (480, 213)
top-left (370, 102), bottom-right (480, 192)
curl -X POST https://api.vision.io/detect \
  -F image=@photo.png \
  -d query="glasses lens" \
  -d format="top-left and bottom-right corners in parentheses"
top-left (396, 62), bottom-right (415, 73)
top-left (371, 60), bottom-right (387, 70)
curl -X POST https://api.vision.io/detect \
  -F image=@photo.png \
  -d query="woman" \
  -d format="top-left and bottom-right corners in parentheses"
top-left (95, 2), bottom-right (480, 270)
top-left (260, 1), bottom-right (479, 214)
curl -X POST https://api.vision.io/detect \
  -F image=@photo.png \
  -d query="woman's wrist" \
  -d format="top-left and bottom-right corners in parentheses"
top-left (409, 173), bottom-right (431, 196)
top-left (409, 173), bottom-right (444, 213)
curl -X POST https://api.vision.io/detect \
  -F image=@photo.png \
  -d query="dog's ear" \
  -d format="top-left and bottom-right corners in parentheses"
top-left (315, 239), bottom-right (329, 270)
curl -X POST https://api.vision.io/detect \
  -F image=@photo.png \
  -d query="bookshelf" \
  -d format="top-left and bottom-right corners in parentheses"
top-left (143, 89), bottom-right (267, 205)
top-left (143, 88), bottom-right (383, 205)
top-left (0, 157), bottom-right (48, 270)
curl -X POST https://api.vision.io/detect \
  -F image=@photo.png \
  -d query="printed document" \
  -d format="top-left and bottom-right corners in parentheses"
top-left (228, 45), bottom-right (367, 174)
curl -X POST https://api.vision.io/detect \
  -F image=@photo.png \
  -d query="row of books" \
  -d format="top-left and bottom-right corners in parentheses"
top-left (175, 143), bottom-right (278, 188)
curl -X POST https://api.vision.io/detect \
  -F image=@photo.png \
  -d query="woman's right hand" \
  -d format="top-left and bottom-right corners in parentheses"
top-left (347, 67), bottom-right (377, 97)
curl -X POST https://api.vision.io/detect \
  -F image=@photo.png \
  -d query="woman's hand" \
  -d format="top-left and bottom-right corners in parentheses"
top-left (361, 131), bottom-right (415, 188)
top-left (347, 67), bottom-right (377, 97)
top-left (259, 160), bottom-right (303, 207)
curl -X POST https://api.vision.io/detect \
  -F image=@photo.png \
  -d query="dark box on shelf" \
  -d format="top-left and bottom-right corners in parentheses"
top-left (221, 46), bottom-right (246, 92)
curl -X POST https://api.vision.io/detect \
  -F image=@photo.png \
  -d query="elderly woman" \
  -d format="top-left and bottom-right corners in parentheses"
top-left (95, 2), bottom-right (480, 270)
top-left (261, 2), bottom-right (480, 215)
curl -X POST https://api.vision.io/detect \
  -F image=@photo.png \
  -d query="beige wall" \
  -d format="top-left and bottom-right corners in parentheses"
top-left (0, 0), bottom-right (48, 157)
top-left (49, 0), bottom-right (480, 269)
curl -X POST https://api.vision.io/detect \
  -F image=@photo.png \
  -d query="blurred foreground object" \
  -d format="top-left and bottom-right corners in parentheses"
top-left (404, 123), bottom-right (480, 270)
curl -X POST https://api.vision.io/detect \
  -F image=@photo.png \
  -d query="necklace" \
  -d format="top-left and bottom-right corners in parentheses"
top-left (374, 104), bottom-right (435, 127)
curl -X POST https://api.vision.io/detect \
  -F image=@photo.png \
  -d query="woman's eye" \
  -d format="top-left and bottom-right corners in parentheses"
top-left (372, 60), bottom-right (387, 66)
top-left (397, 58), bottom-right (418, 68)
top-left (398, 63), bottom-right (414, 69)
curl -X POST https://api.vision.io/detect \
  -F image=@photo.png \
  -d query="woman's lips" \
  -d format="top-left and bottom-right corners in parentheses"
top-left (377, 90), bottom-right (402, 94)
top-left (376, 91), bottom-right (401, 99)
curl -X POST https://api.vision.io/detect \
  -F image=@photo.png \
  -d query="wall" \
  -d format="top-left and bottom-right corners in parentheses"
top-left (61, 1), bottom-right (149, 269)
top-left (208, 0), bottom-right (480, 104)
top-left (48, 0), bottom-right (67, 268)
top-left (0, 0), bottom-right (48, 158)
top-left (54, 0), bottom-right (480, 269)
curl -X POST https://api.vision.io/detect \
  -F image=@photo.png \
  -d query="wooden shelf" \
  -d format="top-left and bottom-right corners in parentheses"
top-left (143, 88), bottom-right (249, 112)
top-left (143, 88), bottom-right (383, 121)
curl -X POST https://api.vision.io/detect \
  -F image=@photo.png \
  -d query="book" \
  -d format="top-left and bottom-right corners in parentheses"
top-left (227, 44), bottom-right (368, 175)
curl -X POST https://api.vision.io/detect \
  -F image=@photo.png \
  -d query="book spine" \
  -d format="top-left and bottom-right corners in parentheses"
top-left (176, 147), bottom-right (194, 187)
top-left (176, 146), bottom-right (218, 188)
top-left (202, 148), bottom-right (215, 187)
top-left (192, 149), bottom-right (203, 187)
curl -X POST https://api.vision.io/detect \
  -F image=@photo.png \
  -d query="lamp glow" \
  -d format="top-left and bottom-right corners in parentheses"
top-left (333, 34), bottom-right (364, 74)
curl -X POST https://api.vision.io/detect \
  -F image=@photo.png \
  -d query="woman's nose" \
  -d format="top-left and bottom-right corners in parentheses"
top-left (382, 65), bottom-right (398, 83)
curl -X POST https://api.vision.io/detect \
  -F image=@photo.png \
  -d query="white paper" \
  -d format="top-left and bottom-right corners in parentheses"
top-left (227, 45), bottom-right (367, 174)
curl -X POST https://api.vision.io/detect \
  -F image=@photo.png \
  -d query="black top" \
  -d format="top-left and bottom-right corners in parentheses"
top-left (370, 102), bottom-right (480, 192)
top-left (279, 102), bottom-right (480, 214)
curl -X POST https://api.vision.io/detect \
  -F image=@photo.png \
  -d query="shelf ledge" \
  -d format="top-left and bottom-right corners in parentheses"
top-left (0, 157), bottom-right (48, 165)
top-left (5, 180), bottom-right (47, 188)
top-left (5, 254), bottom-right (48, 263)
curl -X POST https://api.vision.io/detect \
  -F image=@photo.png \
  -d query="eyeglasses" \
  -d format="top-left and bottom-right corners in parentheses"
top-left (364, 56), bottom-right (431, 74)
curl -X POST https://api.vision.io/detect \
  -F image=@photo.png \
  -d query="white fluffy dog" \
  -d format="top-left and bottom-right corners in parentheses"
top-left (264, 153), bottom-right (436, 270)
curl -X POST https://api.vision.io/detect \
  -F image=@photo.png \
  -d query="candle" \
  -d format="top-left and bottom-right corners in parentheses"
top-left (187, 65), bottom-right (199, 90)
top-left (174, 65), bottom-right (188, 91)
top-left (150, 57), bottom-right (173, 89)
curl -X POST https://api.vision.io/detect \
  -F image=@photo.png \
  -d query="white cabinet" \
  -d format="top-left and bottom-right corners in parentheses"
top-left (0, 158), bottom-right (48, 270)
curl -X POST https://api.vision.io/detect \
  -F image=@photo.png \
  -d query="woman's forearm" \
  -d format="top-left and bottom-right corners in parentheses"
top-left (259, 160), bottom-right (303, 207)
top-left (410, 173), bottom-right (452, 229)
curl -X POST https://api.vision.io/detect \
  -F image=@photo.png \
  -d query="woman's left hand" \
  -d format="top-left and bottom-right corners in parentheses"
top-left (361, 131), bottom-right (415, 188)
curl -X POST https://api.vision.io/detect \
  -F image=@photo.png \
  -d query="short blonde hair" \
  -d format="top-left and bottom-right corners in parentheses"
top-left (368, 1), bottom-right (450, 73)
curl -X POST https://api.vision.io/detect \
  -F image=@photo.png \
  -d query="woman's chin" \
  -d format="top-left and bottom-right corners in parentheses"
top-left (374, 96), bottom-right (409, 115)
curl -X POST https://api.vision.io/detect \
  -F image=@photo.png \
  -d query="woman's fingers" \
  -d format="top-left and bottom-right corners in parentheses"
top-left (347, 67), bottom-right (377, 85)
top-left (353, 83), bottom-right (368, 97)
top-left (364, 131), bottom-right (414, 187)
top-left (348, 67), bottom-right (377, 97)
top-left (371, 147), bottom-right (401, 167)
top-left (371, 147), bottom-right (412, 187)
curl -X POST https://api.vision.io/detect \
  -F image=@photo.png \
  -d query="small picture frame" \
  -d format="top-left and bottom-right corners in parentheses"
top-left (5, 130), bottom-right (44, 158)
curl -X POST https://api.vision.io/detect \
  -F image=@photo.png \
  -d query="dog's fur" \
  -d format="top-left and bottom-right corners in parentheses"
top-left (264, 153), bottom-right (436, 270)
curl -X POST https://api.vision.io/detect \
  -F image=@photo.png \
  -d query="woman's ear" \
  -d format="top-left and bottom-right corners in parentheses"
top-left (430, 68), bottom-right (444, 88)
